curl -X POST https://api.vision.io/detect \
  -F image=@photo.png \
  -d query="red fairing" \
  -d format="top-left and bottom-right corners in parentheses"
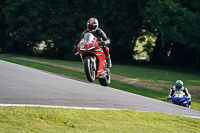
top-left (77, 36), bottom-right (107, 78)
top-left (77, 37), bottom-right (98, 54)
top-left (95, 47), bottom-right (106, 77)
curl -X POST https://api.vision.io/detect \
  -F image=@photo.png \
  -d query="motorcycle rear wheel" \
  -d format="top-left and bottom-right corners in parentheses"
top-left (84, 57), bottom-right (95, 82)
top-left (99, 69), bottom-right (111, 86)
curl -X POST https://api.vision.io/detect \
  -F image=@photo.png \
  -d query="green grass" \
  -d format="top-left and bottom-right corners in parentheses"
top-left (0, 55), bottom-right (200, 111)
top-left (0, 106), bottom-right (199, 133)
top-left (111, 64), bottom-right (200, 86)
top-left (5, 54), bottom-right (200, 86)
top-left (10, 54), bottom-right (84, 68)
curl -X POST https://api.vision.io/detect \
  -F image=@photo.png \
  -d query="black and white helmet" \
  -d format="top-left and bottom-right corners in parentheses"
top-left (87, 18), bottom-right (99, 32)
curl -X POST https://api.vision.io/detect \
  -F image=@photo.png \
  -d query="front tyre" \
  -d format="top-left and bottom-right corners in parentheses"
top-left (84, 57), bottom-right (95, 82)
top-left (99, 69), bottom-right (111, 86)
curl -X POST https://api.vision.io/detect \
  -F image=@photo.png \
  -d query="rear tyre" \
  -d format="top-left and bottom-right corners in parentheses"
top-left (99, 69), bottom-right (111, 86)
top-left (84, 57), bottom-right (95, 82)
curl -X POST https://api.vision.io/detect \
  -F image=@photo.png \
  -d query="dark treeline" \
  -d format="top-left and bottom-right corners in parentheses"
top-left (0, 0), bottom-right (200, 68)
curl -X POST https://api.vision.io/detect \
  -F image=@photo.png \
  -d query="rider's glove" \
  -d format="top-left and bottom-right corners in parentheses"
top-left (167, 96), bottom-right (171, 101)
top-left (167, 98), bottom-right (171, 101)
top-left (72, 46), bottom-right (77, 52)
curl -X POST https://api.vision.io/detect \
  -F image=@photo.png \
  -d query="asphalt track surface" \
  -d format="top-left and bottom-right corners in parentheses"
top-left (0, 60), bottom-right (200, 118)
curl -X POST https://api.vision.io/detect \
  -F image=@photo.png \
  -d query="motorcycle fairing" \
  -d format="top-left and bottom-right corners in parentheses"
top-left (77, 36), bottom-right (107, 78)
top-left (171, 92), bottom-right (189, 107)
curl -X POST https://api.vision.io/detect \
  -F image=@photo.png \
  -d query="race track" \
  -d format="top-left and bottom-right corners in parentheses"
top-left (0, 60), bottom-right (200, 118)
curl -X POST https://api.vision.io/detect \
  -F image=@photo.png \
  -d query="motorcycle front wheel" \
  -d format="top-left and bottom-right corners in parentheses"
top-left (84, 57), bottom-right (96, 82)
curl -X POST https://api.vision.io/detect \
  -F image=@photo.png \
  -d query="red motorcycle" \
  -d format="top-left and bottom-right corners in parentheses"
top-left (76, 33), bottom-right (111, 86)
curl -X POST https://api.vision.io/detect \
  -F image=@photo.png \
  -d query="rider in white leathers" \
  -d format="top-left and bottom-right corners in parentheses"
top-left (168, 80), bottom-right (191, 106)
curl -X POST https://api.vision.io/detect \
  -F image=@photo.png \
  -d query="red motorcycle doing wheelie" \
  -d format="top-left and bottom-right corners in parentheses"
top-left (76, 33), bottom-right (111, 86)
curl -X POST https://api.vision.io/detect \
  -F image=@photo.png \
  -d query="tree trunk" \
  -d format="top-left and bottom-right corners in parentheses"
top-left (196, 54), bottom-right (199, 66)
top-left (151, 35), bottom-right (162, 64)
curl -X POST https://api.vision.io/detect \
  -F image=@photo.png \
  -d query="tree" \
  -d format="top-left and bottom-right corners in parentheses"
top-left (0, 0), bottom-right (12, 52)
top-left (140, 0), bottom-right (200, 66)
top-left (99, 0), bottom-right (142, 61)
top-left (1, 0), bottom-right (199, 67)
top-left (2, 0), bottom-right (75, 58)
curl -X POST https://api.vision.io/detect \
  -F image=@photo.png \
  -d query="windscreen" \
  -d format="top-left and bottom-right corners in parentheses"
top-left (83, 33), bottom-right (94, 44)
top-left (174, 91), bottom-right (184, 97)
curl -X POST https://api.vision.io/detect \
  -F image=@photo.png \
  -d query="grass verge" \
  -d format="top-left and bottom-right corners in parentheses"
top-left (0, 106), bottom-right (200, 133)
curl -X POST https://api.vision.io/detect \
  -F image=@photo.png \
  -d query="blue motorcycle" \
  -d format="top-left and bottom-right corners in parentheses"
top-left (171, 91), bottom-right (189, 108)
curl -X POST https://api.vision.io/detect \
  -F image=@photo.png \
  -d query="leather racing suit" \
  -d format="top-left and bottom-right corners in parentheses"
top-left (168, 86), bottom-right (191, 105)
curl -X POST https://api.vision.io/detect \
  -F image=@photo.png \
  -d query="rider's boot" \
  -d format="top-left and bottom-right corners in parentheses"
top-left (106, 57), bottom-right (112, 68)
top-left (189, 100), bottom-right (191, 107)
top-left (104, 46), bottom-right (112, 68)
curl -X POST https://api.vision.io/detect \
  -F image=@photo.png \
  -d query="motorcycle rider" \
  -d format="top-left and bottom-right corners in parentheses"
top-left (168, 80), bottom-right (191, 107)
top-left (81, 18), bottom-right (112, 68)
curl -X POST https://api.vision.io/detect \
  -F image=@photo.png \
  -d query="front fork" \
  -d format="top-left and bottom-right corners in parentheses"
top-left (82, 54), bottom-right (97, 72)
top-left (91, 56), bottom-right (96, 71)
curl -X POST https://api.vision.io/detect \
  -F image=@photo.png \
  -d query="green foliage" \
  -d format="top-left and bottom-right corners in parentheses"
top-left (2, 0), bottom-right (75, 57)
top-left (0, 0), bottom-right (200, 66)
top-left (0, 0), bottom-right (142, 60)
top-left (100, 0), bottom-right (141, 61)
top-left (140, 0), bottom-right (200, 66)
top-left (0, 0), bottom-right (12, 52)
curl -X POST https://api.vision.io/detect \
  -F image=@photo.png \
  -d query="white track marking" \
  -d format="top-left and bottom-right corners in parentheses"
top-left (0, 103), bottom-right (120, 110)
